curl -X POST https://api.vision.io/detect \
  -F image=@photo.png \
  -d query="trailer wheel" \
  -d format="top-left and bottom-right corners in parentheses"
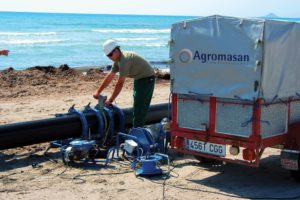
top-left (290, 155), bottom-right (300, 182)
top-left (194, 156), bottom-right (221, 164)
top-left (291, 170), bottom-right (300, 182)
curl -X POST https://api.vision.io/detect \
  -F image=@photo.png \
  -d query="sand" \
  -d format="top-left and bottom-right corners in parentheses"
top-left (0, 67), bottom-right (300, 200)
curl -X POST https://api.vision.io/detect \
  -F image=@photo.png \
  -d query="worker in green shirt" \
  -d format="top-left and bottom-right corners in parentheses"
top-left (93, 40), bottom-right (155, 128)
top-left (0, 50), bottom-right (9, 56)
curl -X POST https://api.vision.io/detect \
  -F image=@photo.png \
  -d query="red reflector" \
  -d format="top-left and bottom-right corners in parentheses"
top-left (173, 136), bottom-right (184, 149)
top-left (243, 148), bottom-right (256, 161)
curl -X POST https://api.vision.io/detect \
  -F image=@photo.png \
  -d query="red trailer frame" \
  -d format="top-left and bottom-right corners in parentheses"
top-left (170, 94), bottom-right (300, 167)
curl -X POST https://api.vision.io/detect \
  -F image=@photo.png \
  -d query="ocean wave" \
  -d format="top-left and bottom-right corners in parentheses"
top-left (115, 37), bottom-right (159, 42)
top-left (92, 29), bottom-right (170, 34)
top-left (0, 39), bottom-right (64, 45)
top-left (0, 32), bottom-right (57, 36)
top-left (145, 43), bottom-right (166, 47)
top-left (125, 43), bottom-right (166, 47)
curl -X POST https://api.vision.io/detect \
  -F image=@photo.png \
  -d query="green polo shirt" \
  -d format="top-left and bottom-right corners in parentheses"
top-left (111, 51), bottom-right (154, 80)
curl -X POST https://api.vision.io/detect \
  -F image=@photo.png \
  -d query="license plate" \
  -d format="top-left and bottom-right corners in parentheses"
top-left (185, 139), bottom-right (226, 157)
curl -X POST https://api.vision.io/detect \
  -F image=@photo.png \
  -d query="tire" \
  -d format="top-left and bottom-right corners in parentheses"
top-left (194, 155), bottom-right (221, 164)
top-left (291, 170), bottom-right (300, 182)
top-left (290, 152), bottom-right (300, 182)
top-left (289, 152), bottom-right (300, 182)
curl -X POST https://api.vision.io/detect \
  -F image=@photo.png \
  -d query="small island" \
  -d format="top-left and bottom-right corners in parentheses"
top-left (263, 13), bottom-right (280, 18)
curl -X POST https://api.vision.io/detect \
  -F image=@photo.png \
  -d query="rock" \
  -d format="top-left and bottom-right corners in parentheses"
top-left (86, 68), bottom-right (103, 75)
top-left (58, 64), bottom-right (70, 71)
top-left (1, 67), bottom-right (14, 73)
top-left (99, 65), bottom-right (112, 71)
top-left (154, 68), bottom-right (170, 80)
top-left (27, 66), bottom-right (56, 73)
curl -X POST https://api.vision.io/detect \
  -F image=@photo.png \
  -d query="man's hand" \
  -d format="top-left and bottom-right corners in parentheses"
top-left (104, 98), bottom-right (113, 106)
top-left (93, 90), bottom-right (100, 99)
top-left (0, 50), bottom-right (9, 56)
top-left (104, 99), bottom-right (112, 106)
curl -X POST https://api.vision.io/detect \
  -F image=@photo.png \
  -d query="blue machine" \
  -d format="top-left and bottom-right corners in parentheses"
top-left (107, 119), bottom-right (170, 176)
top-left (46, 95), bottom-right (125, 165)
top-left (132, 153), bottom-right (170, 176)
top-left (61, 139), bottom-right (98, 163)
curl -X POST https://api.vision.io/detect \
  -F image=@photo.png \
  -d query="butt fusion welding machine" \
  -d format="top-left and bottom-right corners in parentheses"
top-left (46, 95), bottom-right (171, 176)
top-left (46, 95), bottom-right (123, 164)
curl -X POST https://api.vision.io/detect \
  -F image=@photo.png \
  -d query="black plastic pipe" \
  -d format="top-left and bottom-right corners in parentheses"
top-left (0, 103), bottom-right (170, 150)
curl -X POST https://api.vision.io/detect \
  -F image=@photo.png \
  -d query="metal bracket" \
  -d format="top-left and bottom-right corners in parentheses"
top-left (83, 103), bottom-right (104, 138)
top-left (68, 105), bottom-right (89, 139)
top-left (111, 105), bottom-right (125, 133)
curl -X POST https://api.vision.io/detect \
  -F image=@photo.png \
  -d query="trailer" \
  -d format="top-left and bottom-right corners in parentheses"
top-left (169, 15), bottom-right (300, 180)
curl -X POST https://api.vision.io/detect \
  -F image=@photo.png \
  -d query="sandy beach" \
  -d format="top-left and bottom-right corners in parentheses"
top-left (1, 67), bottom-right (300, 200)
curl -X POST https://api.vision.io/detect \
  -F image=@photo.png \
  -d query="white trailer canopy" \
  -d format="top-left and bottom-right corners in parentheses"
top-left (170, 15), bottom-right (300, 101)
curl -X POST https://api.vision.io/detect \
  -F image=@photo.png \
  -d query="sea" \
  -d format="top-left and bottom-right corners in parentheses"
top-left (0, 11), bottom-right (193, 70)
top-left (0, 12), bottom-right (299, 71)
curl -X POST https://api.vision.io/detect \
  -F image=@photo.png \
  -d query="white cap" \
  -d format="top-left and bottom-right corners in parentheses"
top-left (103, 39), bottom-right (119, 56)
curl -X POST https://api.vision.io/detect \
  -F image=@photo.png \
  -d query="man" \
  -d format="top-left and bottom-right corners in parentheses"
top-left (0, 50), bottom-right (9, 56)
top-left (93, 40), bottom-right (155, 128)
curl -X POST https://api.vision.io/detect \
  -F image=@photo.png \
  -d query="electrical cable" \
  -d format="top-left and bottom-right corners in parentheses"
top-left (69, 170), bottom-right (133, 184)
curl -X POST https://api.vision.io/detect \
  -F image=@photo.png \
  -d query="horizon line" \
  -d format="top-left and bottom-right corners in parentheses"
top-left (2, 10), bottom-right (298, 19)
top-left (0, 10), bottom-right (198, 18)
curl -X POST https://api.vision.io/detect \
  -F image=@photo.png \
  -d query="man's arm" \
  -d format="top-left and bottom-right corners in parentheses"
top-left (106, 76), bottom-right (126, 104)
top-left (0, 50), bottom-right (9, 56)
top-left (93, 71), bottom-right (116, 99)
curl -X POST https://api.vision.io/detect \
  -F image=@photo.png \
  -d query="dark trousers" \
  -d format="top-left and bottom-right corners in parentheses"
top-left (133, 76), bottom-right (155, 127)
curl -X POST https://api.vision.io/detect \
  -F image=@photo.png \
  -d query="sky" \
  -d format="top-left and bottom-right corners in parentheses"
top-left (1, 0), bottom-right (300, 18)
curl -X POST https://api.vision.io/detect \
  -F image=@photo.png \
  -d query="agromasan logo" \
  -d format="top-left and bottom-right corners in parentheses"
top-left (178, 49), bottom-right (250, 64)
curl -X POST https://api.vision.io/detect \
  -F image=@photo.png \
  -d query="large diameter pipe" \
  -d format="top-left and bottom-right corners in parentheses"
top-left (0, 103), bottom-right (170, 150)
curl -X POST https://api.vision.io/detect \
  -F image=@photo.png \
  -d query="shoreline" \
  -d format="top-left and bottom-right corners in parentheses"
top-left (0, 64), bottom-right (170, 73)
